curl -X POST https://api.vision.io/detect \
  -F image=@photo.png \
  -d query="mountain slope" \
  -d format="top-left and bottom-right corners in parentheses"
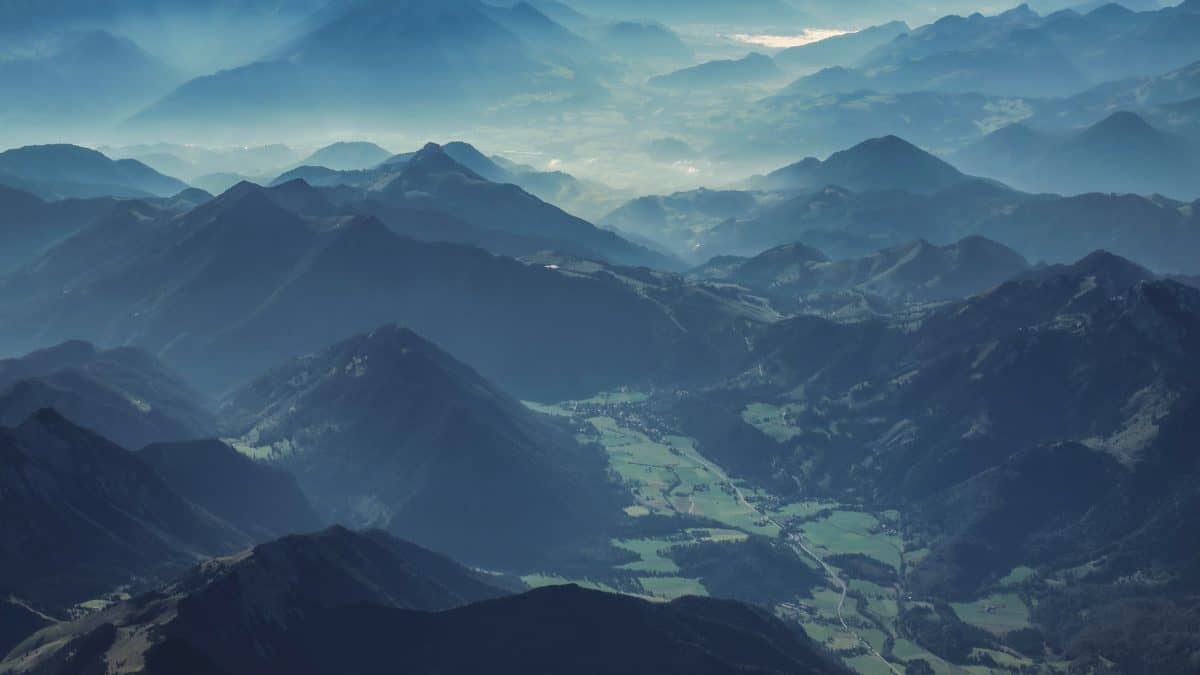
top-left (139, 440), bottom-right (322, 541)
top-left (648, 53), bottom-right (781, 89)
top-left (220, 325), bottom-right (625, 568)
top-left (372, 143), bottom-right (674, 268)
top-left (128, 0), bottom-right (595, 135)
top-left (0, 410), bottom-right (243, 608)
top-left (0, 341), bottom-right (216, 450)
top-left (775, 21), bottom-right (910, 69)
top-left (0, 527), bottom-right (509, 674)
top-left (693, 236), bottom-right (1029, 315)
top-left (0, 145), bottom-right (189, 200)
top-left (298, 141), bottom-right (392, 171)
top-left (2, 528), bottom-right (850, 675)
top-left (0, 184), bottom-right (766, 400)
top-left (755, 136), bottom-right (971, 194)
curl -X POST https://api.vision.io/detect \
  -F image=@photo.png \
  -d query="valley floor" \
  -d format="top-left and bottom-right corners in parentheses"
top-left (525, 392), bottom-right (1052, 675)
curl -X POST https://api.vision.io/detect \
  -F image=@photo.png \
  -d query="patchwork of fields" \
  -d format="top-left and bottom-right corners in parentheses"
top-left (523, 394), bottom-right (1039, 675)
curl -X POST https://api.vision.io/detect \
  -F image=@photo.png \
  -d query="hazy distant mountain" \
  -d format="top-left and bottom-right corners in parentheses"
top-left (958, 111), bottom-right (1200, 198)
top-left (221, 325), bottom-right (624, 567)
top-left (298, 141), bottom-right (392, 171)
top-left (0, 30), bottom-right (178, 129)
top-left (129, 0), bottom-right (599, 136)
top-left (2, 528), bottom-right (849, 675)
top-left (140, 440), bottom-right (322, 540)
top-left (599, 21), bottom-right (692, 65)
top-left (0, 410), bottom-right (243, 607)
top-left (753, 135), bottom-right (971, 194)
top-left (603, 188), bottom-right (760, 252)
top-left (369, 143), bottom-right (673, 268)
top-left (0, 341), bottom-right (216, 450)
top-left (0, 145), bottom-right (189, 200)
top-left (774, 21), bottom-right (910, 70)
top-left (648, 53), bottom-right (781, 89)
top-left (694, 236), bottom-right (1030, 316)
top-left (569, 0), bottom-right (806, 26)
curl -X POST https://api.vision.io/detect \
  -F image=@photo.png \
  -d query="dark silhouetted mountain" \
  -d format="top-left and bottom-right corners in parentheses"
top-left (3, 530), bottom-right (849, 675)
top-left (0, 410), bottom-right (244, 608)
top-left (139, 440), bottom-right (321, 540)
top-left (693, 236), bottom-right (1029, 315)
top-left (754, 136), bottom-right (971, 194)
top-left (0, 145), bottom-right (189, 200)
top-left (775, 21), bottom-right (910, 70)
top-left (298, 141), bottom-right (392, 171)
top-left (0, 526), bottom-right (513, 674)
top-left (648, 53), bottom-right (781, 89)
top-left (0, 598), bottom-right (51, 658)
top-left (0, 341), bottom-right (216, 450)
top-left (219, 324), bottom-right (625, 568)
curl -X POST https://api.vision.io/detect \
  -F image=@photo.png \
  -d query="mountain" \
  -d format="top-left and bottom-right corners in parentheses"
top-left (2, 528), bottom-right (850, 675)
top-left (128, 0), bottom-right (597, 136)
top-left (0, 30), bottom-right (178, 130)
top-left (693, 236), bottom-right (1030, 316)
top-left (0, 341), bottom-right (216, 450)
top-left (677, 252), bottom-right (1200, 612)
top-left (368, 143), bottom-right (674, 268)
top-left (599, 21), bottom-right (692, 65)
top-left (0, 186), bottom-right (123, 272)
top-left (298, 141), bottom-right (392, 171)
top-left (648, 53), bottom-right (781, 89)
top-left (219, 324), bottom-right (625, 568)
top-left (0, 183), bottom-right (766, 399)
top-left (957, 112), bottom-right (1200, 198)
top-left (785, 18), bottom-right (1087, 98)
top-left (139, 440), bottom-right (322, 541)
top-left (0, 599), bottom-right (51, 658)
top-left (1029, 111), bottom-right (1198, 198)
top-left (570, 0), bottom-right (806, 26)
top-left (603, 188), bottom-right (760, 252)
top-left (0, 145), bottom-right (189, 200)
top-left (774, 21), bottom-right (910, 70)
top-left (0, 410), bottom-right (243, 608)
top-left (753, 136), bottom-right (972, 194)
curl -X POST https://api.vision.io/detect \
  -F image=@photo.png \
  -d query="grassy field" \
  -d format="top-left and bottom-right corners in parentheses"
top-left (951, 593), bottom-right (1031, 634)
top-left (639, 576), bottom-right (707, 599)
top-left (799, 510), bottom-right (904, 571)
top-left (741, 402), bottom-right (805, 442)
top-left (998, 565), bottom-right (1036, 586)
top-left (521, 574), bottom-right (622, 594)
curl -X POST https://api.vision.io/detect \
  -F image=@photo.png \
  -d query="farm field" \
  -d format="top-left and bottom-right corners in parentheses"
top-left (950, 593), bottom-right (1032, 634)
top-left (523, 394), bottom-right (1046, 675)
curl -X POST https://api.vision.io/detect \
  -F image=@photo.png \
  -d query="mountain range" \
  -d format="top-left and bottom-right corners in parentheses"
top-left (1, 527), bottom-right (850, 675)
top-left (693, 236), bottom-right (1031, 317)
top-left (0, 144), bottom-right (189, 200)
top-left (219, 324), bottom-right (625, 568)
top-left (954, 111), bottom-right (1200, 198)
